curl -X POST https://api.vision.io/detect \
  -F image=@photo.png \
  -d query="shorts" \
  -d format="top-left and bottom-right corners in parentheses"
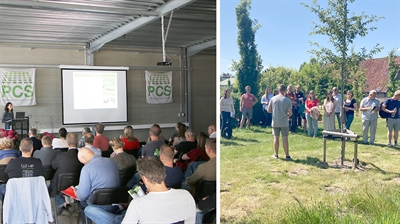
top-left (272, 127), bottom-right (289, 137)
top-left (386, 118), bottom-right (400, 131)
top-left (242, 108), bottom-right (253, 119)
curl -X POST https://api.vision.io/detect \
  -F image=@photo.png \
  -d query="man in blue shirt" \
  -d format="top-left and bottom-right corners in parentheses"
top-left (77, 147), bottom-right (120, 207)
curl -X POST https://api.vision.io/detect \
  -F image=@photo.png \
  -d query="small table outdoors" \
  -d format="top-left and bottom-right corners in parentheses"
top-left (322, 129), bottom-right (360, 169)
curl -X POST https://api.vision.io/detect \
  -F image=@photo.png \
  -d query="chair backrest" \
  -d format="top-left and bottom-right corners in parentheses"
top-left (119, 166), bottom-right (136, 186)
top-left (193, 180), bottom-right (216, 202)
top-left (56, 172), bottom-right (80, 192)
top-left (90, 186), bottom-right (130, 205)
top-left (0, 165), bottom-right (9, 183)
top-left (42, 165), bottom-right (56, 181)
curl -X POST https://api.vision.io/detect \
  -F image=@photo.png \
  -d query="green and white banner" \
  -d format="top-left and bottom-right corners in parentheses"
top-left (0, 68), bottom-right (36, 106)
top-left (145, 70), bottom-right (172, 104)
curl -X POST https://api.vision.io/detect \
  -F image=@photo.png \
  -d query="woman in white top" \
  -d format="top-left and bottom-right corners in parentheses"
top-left (220, 88), bottom-right (235, 138)
top-left (52, 127), bottom-right (68, 149)
top-left (261, 87), bottom-right (273, 127)
top-left (323, 90), bottom-right (337, 131)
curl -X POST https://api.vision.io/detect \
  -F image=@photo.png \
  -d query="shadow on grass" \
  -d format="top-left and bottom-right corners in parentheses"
top-left (290, 156), bottom-right (330, 169)
top-left (220, 141), bottom-right (241, 147)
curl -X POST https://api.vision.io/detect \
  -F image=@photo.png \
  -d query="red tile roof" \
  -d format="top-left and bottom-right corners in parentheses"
top-left (360, 56), bottom-right (400, 93)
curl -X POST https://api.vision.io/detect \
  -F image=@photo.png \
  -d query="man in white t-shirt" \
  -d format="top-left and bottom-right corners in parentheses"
top-left (84, 156), bottom-right (196, 224)
top-left (268, 84), bottom-right (293, 160)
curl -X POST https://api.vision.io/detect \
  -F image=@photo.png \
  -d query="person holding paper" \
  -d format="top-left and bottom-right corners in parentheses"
top-left (1, 102), bottom-right (13, 130)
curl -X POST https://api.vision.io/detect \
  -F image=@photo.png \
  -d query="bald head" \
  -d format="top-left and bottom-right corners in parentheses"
top-left (78, 147), bottom-right (95, 164)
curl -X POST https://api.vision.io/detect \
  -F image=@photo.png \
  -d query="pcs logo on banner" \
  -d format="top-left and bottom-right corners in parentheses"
top-left (145, 70), bottom-right (172, 104)
top-left (0, 68), bottom-right (36, 106)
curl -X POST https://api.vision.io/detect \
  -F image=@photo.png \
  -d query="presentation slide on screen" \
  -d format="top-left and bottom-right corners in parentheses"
top-left (73, 72), bottom-right (118, 109)
top-left (62, 69), bottom-right (128, 125)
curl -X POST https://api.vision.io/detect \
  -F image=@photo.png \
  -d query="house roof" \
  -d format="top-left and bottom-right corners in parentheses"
top-left (361, 56), bottom-right (400, 93)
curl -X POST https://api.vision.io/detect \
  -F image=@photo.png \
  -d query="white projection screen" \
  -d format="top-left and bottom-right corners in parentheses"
top-left (61, 68), bottom-right (128, 125)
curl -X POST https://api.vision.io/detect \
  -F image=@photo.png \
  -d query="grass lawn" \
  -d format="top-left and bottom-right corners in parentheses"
top-left (220, 115), bottom-right (400, 223)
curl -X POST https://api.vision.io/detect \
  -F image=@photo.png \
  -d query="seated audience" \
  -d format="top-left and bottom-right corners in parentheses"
top-left (93, 122), bottom-right (110, 152)
top-left (33, 135), bottom-right (58, 166)
top-left (50, 133), bottom-right (84, 215)
top-left (83, 133), bottom-right (102, 157)
top-left (52, 128), bottom-right (68, 150)
top-left (186, 138), bottom-right (216, 191)
top-left (84, 156), bottom-right (196, 224)
top-left (146, 124), bottom-right (166, 144)
top-left (109, 138), bottom-right (136, 170)
top-left (141, 125), bottom-right (165, 157)
top-left (29, 128), bottom-right (42, 153)
top-left (127, 144), bottom-right (183, 189)
top-left (0, 138), bottom-right (44, 198)
top-left (175, 132), bottom-right (210, 171)
top-left (175, 129), bottom-right (197, 159)
top-left (120, 125), bottom-right (140, 151)
top-left (208, 124), bottom-right (217, 138)
top-left (120, 126), bottom-right (140, 158)
top-left (77, 147), bottom-right (119, 208)
top-left (168, 122), bottom-right (183, 145)
top-left (172, 123), bottom-right (186, 148)
top-left (78, 127), bottom-right (91, 148)
top-left (0, 138), bottom-right (20, 165)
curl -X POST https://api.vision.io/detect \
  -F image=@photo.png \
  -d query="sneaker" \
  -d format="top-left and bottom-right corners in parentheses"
top-left (395, 143), bottom-right (399, 147)
top-left (246, 126), bottom-right (249, 129)
top-left (388, 143), bottom-right (392, 147)
top-left (57, 204), bottom-right (71, 216)
top-left (272, 155), bottom-right (278, 159)
top-left (286, 156), bottom-right (292, 161)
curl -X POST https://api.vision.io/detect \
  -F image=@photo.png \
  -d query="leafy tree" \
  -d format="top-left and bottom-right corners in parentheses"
top-left (302, 0), bottom-right (383, 129)
top-left (231, 0), bottom-right (263, 95)
top-left (387, 49), bottom-right (400, 97)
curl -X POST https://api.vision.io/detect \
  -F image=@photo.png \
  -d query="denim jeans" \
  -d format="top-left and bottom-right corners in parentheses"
top-left (306, 113), bottom-right (318, 137)
top-left (345, 114), bottom-right (354, 130)
top-left (262, 109), bottom-right (272, 127)
top-left (84, 205), bottom-right (125, 224)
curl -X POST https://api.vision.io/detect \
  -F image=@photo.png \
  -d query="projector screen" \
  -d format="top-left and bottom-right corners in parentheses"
top-left (62, 68), bottom-right (128, 125)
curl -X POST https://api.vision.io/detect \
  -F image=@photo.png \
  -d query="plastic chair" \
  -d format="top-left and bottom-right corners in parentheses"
top-left (80, 186), bottom-right (130, 223)
top-left (193, 180), bottom-right (216, 203)
top-left (119, 166), bottom-right (136, 186)
top-left (53, 172), bottom-right (80, 224)
top-left (42, 165), bottom-right (56, 183)
top-left (3, 176), bottom-right (53, 223)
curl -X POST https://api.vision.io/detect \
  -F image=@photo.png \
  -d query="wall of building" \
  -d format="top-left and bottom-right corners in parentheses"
top-left (0, 46), bottom-right (216, 141)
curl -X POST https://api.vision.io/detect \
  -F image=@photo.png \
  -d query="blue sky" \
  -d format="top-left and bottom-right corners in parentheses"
top-left (219, 0), bottom-right (400, 75)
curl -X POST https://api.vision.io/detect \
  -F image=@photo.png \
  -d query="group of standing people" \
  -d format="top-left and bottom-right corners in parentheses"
top-left (219, 84), bottom-right (361, 141)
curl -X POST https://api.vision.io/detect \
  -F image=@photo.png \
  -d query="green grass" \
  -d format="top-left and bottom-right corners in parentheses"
top-left (220, 115), bottom-right (400, 223)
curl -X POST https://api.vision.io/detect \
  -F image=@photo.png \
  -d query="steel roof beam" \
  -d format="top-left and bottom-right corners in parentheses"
top-left (89, 0), bottom-right (196, 54)
top-left (0, 1), bottom-right (159, 16)
top-left (187, 39), bottom-right (216, 57)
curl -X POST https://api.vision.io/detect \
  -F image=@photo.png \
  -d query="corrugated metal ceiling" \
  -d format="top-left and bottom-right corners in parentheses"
top-left (0, 0), bottom-right (216, 53)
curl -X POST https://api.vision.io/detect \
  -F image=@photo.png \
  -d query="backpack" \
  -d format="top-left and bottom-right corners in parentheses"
top-left (379, 101), bottom-right (391, 119)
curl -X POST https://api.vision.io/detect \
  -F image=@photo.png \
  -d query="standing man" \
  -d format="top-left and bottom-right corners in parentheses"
top-left (332, 87), bottom-right (342, 129)
top-left (381, 90), bottom-right (400, 147)
top-left (295, 85), bottom-right (304, 127)
top-left (268, 84), bottom-right (293, 160)
top-left (240, 86), bottom-right (258, 129)
top-left (359, 90), bottom-right (380, 145)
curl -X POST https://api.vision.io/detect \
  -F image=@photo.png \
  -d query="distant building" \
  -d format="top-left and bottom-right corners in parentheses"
top-left (361, 56), bottom-right (400, 99)
top-left (220, 77), bottom-right (235, 89)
